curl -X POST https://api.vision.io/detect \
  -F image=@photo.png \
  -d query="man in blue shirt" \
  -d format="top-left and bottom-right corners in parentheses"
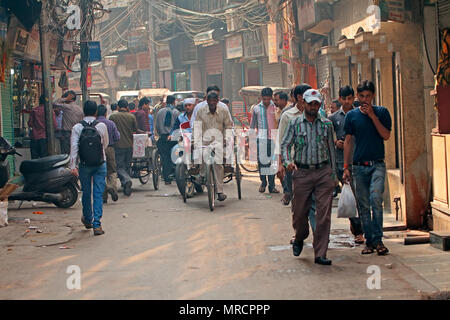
top-left (343, 80), bottom-right (392, 256)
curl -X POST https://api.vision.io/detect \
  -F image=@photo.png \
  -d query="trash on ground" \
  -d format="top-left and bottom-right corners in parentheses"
top-left (24, 218), bottom-right (31, 224)
top-left (59, 245), bottom-right (71, 249)
top-left (385, 263), bottom-right (393, 269)
top-left (122, 213), bottom-right (128, 218)
top-left (32, 202), bottom-right (38, 207)
top-left (32, 211), bottom-right (44, 215)
top-left (36, 230), bottom-right (43, 233)
top-left (28, 226), bottom-right (38, 230)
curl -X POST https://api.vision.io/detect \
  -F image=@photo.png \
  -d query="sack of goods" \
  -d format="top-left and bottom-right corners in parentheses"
top-left (79, 120), bottom-right (104, 167)
top-left (133, 134), bottom-right (150, 158)
top-left (337, 184), bottom-right (358, 218)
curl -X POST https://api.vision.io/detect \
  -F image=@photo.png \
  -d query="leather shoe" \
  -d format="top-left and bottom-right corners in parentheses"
top-left (93, 227), bottom-right (105, 236)
top-left (259, 184), bottom-right (266, 193)
top-left (315, 257), bottom-right (332, 265)
top-left (292, 240), bottom-right (303, 256)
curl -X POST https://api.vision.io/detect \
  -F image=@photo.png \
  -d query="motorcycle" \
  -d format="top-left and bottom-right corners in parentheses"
top-left (0, 137), bottom-right (79, 208)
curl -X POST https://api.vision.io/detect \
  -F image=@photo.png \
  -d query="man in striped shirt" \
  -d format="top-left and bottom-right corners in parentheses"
top-left (281, 89), bottom-right (338, 265)
top-left (250, 87), bottom-right (279, 194)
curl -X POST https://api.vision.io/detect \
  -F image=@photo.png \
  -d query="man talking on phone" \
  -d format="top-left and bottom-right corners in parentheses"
top-left (342, 80), bottom-right (392, 256)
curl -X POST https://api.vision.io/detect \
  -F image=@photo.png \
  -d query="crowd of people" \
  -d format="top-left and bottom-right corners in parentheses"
top-left (250, 80), bottom-right (392, 265)
top-left (27, 79), bottom-right (392, 265)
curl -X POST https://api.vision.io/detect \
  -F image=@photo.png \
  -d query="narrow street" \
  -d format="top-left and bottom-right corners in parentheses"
top-left (0, 173), bottom-right (444, 300)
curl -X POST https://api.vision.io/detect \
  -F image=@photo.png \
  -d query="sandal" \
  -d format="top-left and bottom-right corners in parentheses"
top-left (361, 245), bottom-right (374, 255)
top-left (376, 243), bottom-right (389, 256)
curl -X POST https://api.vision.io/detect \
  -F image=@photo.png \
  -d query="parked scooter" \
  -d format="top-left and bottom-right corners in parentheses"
top-left (0, 137), bottom-right (79, 208)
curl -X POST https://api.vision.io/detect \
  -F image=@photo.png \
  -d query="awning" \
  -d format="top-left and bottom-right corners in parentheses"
top-left (138, 88), bottom-right (172, 98)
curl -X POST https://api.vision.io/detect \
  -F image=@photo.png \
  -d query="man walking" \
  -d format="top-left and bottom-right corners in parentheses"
top-left (155, 95), bottom-right (180, 185)
top-left (28, 95), bottom-right (57, 159)
top-left (276, 84), bottom-right (311, 206)
top-left (135, 97), bottom-right (151, 133)
top-left (281, 89), bottom-right (337, 265)
top-left (70, 101), bottom-right (109, 236)
top-left (273, 91), bottom-right (289, 124)
top-left (343, 80), bottom-right (392, 256)
top-left (53, 90), bottom-right (84, 155)
top-left (109, 99), bottom-right (140, 196)
top-left (192, 92), bottom-right (233, 201)
top-left (329, 86), bottom-right (364, 245)
top-left (250, 87), bottom-right (279, 194)
top-left (97, 104), bottom-right (120, 203)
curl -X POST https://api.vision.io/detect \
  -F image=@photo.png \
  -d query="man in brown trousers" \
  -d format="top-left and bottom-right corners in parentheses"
top-left (281, 89), bottom-right (338, 265)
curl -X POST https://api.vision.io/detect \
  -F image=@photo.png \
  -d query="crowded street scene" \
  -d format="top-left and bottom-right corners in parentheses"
top-left (0, 0), bottom-right (450, 308)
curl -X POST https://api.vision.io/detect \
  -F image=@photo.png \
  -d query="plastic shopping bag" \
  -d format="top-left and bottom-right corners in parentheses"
top-left (0, 200), bottom-right (8, 227)
top-left (337, 184), bottom-right (358, 218)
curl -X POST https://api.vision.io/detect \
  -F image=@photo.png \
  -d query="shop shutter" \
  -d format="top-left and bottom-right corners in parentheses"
top-left (1, 71), bottom-right (15, 176)
top-left (317, 54), bottom-right (329, 89)
top-left (205, 44), bottom-right (224, 75)
top-left (262, 58), bottom-right (284, 87)
top-left (439, 0), bottom-right (450, 29)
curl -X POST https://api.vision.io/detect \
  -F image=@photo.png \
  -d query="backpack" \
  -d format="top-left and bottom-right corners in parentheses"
top-left (78, 120), bottom-right (104, 167)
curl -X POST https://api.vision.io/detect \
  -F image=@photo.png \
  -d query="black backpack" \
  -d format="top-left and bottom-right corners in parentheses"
top-left (78, 120), bottom-right (104, 167)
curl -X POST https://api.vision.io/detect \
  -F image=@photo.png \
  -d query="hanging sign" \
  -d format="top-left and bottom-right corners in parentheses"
top-left (267, 23), bottom-right (278, 64)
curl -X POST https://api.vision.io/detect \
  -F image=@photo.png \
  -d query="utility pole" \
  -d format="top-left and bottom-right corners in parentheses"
top-left (80, 0), bottom-right (89, 103)
top-left (148, 0), bottom-right (158, 88)
top-left (39, 0), bottom-right (56, 155)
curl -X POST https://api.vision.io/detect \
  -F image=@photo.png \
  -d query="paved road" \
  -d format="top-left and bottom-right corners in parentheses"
top-left (0, 172), bottom-right (439, 299)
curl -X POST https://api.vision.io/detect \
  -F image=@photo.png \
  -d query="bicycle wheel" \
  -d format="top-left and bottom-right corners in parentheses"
top-left (206, 163), bottom-right (216, 212)
top-left (152, 149), bottom-right (160, 190)
top-left (240, 161), bottom-right (259, 173)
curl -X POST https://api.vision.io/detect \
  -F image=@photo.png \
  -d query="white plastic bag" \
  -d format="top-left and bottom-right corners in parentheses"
top-left (337, 184), bottom-right (358, 218)
top-left (0, 200), bottom-right (8, 227)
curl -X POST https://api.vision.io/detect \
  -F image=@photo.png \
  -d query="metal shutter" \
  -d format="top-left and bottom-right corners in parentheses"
top-left (439, 0), bottom-right (450, 29)
top-left (262, 58), bottom-right (284, 87)
top-left (1, 71), bottom-right (15, 176)
top-left (205, 44), bottom-right (224, 75)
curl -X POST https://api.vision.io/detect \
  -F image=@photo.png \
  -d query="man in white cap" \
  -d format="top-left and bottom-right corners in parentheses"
top-left (281, 89), bottom-right (338, 265)
top-left (170, 97), bottom-right (196, 138)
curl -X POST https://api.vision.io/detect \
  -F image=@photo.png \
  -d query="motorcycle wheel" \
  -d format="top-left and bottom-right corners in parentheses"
top-left (53, 184), bottom-right (78, 208)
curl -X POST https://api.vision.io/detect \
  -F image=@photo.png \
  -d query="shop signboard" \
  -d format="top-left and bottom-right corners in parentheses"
top-left (88, 41), bottom-right (102, 62)
top-left (243, 29), bottom-right (265, 59)
top-left (267, 23), bottom-right (278, 64)
top-left (157, 43), bottom-right (173, 71)
top-left (226, 34), bottom-right (243, 59)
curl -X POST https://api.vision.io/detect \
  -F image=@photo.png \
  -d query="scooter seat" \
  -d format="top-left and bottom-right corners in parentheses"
top-left (20, 154), bottom-right (69, 175)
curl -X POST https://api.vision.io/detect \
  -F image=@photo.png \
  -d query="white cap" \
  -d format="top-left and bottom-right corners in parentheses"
top-left (183, 98), bottom-right (196, 105)
top-left (303, 89), bottom-right (323, 104)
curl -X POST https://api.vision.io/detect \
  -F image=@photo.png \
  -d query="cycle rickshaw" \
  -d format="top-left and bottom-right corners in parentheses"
top-left (174, 129), bottom-right (242, 212)
top-left (130, 134), bottom-right (161, 190)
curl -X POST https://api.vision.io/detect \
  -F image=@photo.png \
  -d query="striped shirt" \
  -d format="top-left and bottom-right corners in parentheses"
top-left (250, 101), bottom-right (278, 140)
top-left (281, 112), bottom-right (336, 173)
